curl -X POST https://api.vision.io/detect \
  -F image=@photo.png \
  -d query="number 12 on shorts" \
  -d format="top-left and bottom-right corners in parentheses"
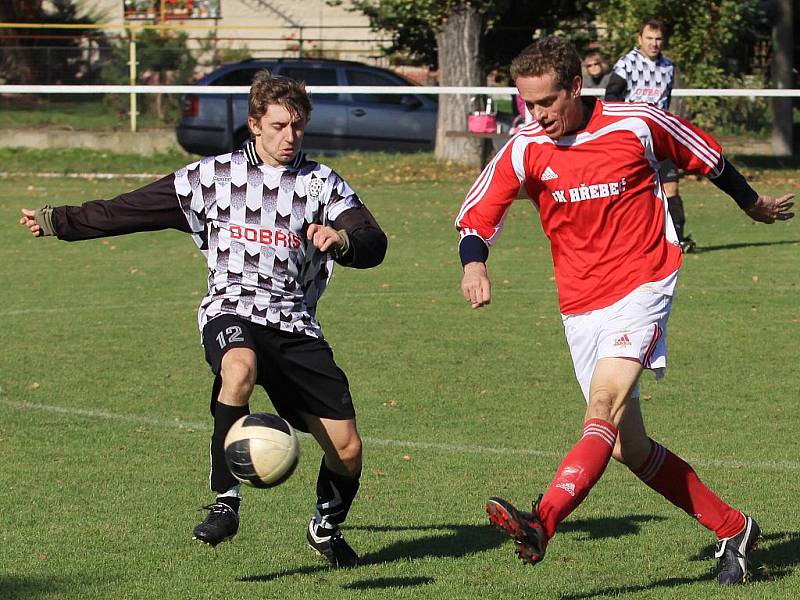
top-left (217, 325), bottom-right (245, 349)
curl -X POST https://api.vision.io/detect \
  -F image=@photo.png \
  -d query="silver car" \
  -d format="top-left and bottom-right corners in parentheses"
top-left (177, 58), bottom-right (437, 155)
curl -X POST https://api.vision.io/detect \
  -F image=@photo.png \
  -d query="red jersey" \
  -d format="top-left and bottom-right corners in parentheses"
top-left (455, 99), bottom-right (723, 314)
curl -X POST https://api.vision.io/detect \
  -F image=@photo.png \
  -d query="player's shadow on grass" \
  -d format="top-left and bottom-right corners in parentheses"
top-left (557, 530), bottom-right (800, 599)
top-left (0, 575), bottom-right (77, 600)
top-left (558, 514), bottom-right (665, 540)
top-left (693, 239), bottom-right (799, 254)
top-left (239, 515), bottom-right (663, 584)
top-left (342, 576), bottom-right (435, 590)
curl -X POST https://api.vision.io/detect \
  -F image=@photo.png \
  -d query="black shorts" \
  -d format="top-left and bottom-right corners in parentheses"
top-left (659, 159), bottom-right (679, 183)
top-left (202, 314), bottom-right (355, 432)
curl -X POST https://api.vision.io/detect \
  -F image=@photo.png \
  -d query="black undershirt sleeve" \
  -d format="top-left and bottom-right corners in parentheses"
top-left (51, 174), bottom-right (190, 241)
top-left (604, 72), bottom-right (627, 102)
top-left (330, 205), bottom-right (387, 269)
top-left (707, 157), bottom-right (758, 210)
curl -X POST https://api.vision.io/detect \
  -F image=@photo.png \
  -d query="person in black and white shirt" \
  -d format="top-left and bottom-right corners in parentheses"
top-left (606, 18), bottom-right (695, 252)
top-left (19, 70), bottom-right (387, 568)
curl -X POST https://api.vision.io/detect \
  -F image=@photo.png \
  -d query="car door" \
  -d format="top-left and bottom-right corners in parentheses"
top-left (222, 67), bottom-right (271, 149)
top-left (275, 64), bottom-right (349, 152)
top-left (343, 67), bottom-right (436, 152)
top-left (178, 66), bottom-right (267, 155)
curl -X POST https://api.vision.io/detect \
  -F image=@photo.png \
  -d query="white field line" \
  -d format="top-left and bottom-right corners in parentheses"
top-left (1, 398), bottom-right (798, 472)
top-left (0, 172), bottom-right (162, 179)
top-left (0, 300), bottom-right (194, 317)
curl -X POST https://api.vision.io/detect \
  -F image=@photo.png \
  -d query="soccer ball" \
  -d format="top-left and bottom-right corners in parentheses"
top-left (224, 413), bottom-right (300, 488)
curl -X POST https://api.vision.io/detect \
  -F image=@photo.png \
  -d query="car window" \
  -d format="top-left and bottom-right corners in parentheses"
top-left (211, 68), bottom-right (266, 87)
top-left (345, 69), bottom-right (411, 105)
top-left (278, 67), bottom-right (340, 101)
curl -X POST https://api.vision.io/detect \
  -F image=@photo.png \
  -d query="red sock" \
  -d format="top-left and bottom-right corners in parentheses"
top-left (633, 439), bottom-right (745, 539)
top-left (538, 418), bottom-right (617, 540)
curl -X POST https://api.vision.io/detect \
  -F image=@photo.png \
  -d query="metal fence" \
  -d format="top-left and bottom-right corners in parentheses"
top-left (0, 22), bottom-right (394, 86)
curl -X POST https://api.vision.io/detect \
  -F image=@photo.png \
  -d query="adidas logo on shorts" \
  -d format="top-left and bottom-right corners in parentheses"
top-left (613, 334), bottom-right (632, 347)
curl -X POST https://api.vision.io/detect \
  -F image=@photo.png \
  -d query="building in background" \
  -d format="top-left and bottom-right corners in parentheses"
top-left (97, 0), bottom-right (390, 65)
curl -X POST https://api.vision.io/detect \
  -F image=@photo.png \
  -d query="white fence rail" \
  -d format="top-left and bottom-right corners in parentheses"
top-left (3, 85), bottom-right (800, 97)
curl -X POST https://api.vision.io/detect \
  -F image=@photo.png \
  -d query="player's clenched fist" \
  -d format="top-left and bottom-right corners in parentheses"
top-left (461, 261), bottom-right (492, 309)
top-left (19, 208), bottom-right (42, 237)
top-left (306, 223), bottom-right (346, 253)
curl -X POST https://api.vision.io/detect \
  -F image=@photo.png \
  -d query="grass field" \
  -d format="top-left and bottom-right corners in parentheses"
top-left (1, 149), bottom-right (798, 600)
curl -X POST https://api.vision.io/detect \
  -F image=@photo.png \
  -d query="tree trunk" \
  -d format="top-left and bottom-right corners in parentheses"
top-left (434, 4), bottom-right (483, 165)
top-left (771, 0), bottom-right (793, 156)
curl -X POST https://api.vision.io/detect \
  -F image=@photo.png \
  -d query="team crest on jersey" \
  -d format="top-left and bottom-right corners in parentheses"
top-left (307, 178), bottom-right (323, 199)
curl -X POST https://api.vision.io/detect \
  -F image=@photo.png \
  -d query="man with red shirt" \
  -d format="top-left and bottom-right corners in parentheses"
top-left (455, 36), bottom-right (794, 586)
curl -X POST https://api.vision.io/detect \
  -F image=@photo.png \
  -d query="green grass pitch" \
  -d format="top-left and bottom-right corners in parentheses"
top-left (0, 150), bottom-right (798, 599)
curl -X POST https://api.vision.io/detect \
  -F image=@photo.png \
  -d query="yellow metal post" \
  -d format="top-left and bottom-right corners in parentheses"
top-left (129, 27), bottom-right (137, 132)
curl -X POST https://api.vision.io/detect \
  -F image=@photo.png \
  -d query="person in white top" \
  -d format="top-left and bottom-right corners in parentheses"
top-left (606, 18), bottom-right (695, 252)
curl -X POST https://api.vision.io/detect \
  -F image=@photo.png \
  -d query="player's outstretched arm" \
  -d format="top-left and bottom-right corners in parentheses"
top-left (708, 158), bottom-right (795, 225)
top-left (743, 194), bottom-right (795, 224)
top-left (461, 261), bottom-right (492, 310)
top-left (20, 174), bottom-right (193, 242)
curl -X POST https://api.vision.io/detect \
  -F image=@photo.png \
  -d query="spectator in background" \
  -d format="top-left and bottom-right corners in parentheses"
top-left (605, 18), bottom-right (695, 253)
top-left (583, 51), bottom-right (611, 89)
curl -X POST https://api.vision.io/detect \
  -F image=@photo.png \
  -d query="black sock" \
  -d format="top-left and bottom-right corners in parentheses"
top-left (667, 195), bottom-right (686, 241)
top-left (209, 395), bottom-right (250, 494)
top-left (216, 495), bottom-right (241, 513)
top-left (313, 457), bottom-right (361, 536)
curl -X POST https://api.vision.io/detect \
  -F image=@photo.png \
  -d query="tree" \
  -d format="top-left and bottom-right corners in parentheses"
top-left (770, 0), bottom-right (794, 155)
top-left (336, 0), bottom-right (594, 164)
top-left (0, 0), bottom-right (101, 85)
top-left (336, 1), bottom-right (486, 163)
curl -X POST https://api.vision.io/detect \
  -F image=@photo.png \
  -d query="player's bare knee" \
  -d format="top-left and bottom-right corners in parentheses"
top-left (330, 436), bottom-right (362, 474)
top-left (587, 389), bottom-right (614, 420)
top-left (220, 356), bottom-right (257, 396)
top-left (339, 435), bottom-right (363, 465)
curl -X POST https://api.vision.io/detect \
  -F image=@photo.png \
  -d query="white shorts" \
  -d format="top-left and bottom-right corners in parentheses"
top-left (562, 282), bottom-right (674, 403)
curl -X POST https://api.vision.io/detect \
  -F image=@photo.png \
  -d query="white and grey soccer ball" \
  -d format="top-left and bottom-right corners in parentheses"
top-left (224, 413), bottom-right (300, 488)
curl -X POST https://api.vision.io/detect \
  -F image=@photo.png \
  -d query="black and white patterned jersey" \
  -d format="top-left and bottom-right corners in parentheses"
top-left (611, 48), bottom-right (674, 110)
top-left (44, 141), bottom-right (387, 340)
